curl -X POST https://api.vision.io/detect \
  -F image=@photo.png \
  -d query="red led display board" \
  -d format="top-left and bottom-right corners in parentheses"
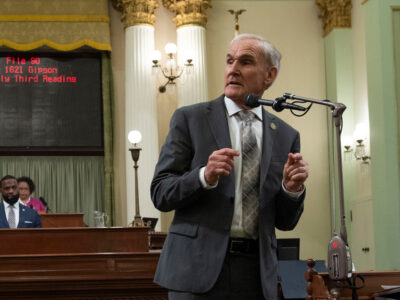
top-left (0, 53), bottom-right (103, 154)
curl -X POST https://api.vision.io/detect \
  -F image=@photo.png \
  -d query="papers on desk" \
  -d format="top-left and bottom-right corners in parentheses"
top-left (375, 286), bottom-right (400, 300)
top-left (382, 286), bottom-right (400, 290)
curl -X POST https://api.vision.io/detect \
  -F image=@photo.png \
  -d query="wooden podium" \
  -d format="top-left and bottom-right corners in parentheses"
top-left (40, 213), bottom-right (85, 228)
top-left (0, 227), bottom-right (167, 299)
top-left (305, 259), bottom-right (400, 299)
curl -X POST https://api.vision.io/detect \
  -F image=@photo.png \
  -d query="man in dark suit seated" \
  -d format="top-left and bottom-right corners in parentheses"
top-left (151, 33), bottom-right (309, 299)
top-left (0, 175), bottom-right (42, 228)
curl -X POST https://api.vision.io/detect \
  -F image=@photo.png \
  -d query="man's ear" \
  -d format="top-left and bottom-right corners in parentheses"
top-left (264, 66), bottom-right (278, 88)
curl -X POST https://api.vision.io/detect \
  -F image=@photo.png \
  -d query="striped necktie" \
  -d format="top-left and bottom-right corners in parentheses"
top-left (237, 110), bottom-right (260, 239)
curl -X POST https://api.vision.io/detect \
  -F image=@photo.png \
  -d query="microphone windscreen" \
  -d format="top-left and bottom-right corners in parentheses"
top-left (244, 94), bottom-right (260, 108)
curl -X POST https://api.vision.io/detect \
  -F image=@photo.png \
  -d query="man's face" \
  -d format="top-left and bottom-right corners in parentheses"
top-left (1, 179), bottom-right (18, 199)
top-left (224, 38), bottom-right (277, 106)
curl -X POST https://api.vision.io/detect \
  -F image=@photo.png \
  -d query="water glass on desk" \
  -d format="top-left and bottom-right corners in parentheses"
top-left (94, 211), bottom-right (107, 227)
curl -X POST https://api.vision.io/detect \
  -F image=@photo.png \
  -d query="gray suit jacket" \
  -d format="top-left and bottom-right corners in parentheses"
top-left (151, 95), bottom-right (305, 299)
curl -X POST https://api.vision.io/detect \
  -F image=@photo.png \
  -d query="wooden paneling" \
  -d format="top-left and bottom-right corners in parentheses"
top-left (40, 213), bottom-right (85, 228)
top-left (0, 227), bottom-right (149, 255)
top-left (0, 227), bottom-right (167, 299)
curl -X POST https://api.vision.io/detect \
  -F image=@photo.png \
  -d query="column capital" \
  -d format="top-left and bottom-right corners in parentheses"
top-left (315, 0), bottom-right (352, 36)
top-left (112, 0), bottom-right (158, 28)
top-left (162, 0), bottom-right (212, 28)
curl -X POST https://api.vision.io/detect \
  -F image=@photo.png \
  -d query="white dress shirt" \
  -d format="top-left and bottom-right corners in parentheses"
top-left (199, 96), bottom-right (303, 237)
top-left (3, 201), bottom-right (20, 228)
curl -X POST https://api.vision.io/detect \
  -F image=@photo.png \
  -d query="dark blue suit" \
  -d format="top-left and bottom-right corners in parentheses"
top-left (0, 202), bottom-right (42, 228)
top-left (151, 95), bottom-right (305, 299)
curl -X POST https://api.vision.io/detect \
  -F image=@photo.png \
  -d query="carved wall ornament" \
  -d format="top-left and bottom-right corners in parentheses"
top-left (162, 0), bottom-right (212, 28)
top-left (315, 0), bottom-right (352, 36)
top-left (112, 0), bottom-right (159, 28)
top-left (227, 9), bottom-right (246, 36)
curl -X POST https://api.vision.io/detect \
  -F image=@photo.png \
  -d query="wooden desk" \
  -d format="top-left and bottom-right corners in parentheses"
top-left (40, 213), bottom-right (85, 228)
top-left (0, 227), bottom-right (167, 299)
top-left (149, 231), bottom-right (167, 250)
top-left (305, 259), bottom-right (400, 299)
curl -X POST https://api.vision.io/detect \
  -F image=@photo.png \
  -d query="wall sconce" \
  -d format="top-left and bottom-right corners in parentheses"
top-left (152, 43), bottom-right (193, 93)
top-left (128, 130), bottom-right (144, 227)
top-left (353, 123), bottom-right (371, 163)
top-left (342, 136), bottom-right (353, 152)
top-left (342, 135), bottom-right (353, 162)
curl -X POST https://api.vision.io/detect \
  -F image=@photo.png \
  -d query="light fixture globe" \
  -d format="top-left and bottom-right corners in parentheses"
top-left (342, 136), bottom-right (353, 152)
top-left (164, 43), bottom-right (177, 55)
top-left (128, 130), bottom-right (142, 145)
top-left (152, 50), bottom-right (161, 62)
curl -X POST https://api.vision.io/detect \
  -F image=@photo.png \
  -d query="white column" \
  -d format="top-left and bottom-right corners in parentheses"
top-left (177, 26), bottom-right (208, 107)
top-left (125, 25), bottom-right (160, 229)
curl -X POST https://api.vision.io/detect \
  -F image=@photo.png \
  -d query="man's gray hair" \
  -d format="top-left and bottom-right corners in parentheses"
top-left (231, 33), bottom-right (281, 71)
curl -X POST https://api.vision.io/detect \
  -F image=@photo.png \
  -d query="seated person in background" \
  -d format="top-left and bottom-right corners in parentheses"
top-left (0, 175), bottom-right (42, 228)
top-left (17, 176), bottom-right (46, 213)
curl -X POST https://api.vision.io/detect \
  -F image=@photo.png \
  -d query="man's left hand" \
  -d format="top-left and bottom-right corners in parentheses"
top-left (283, 153), bottom-right (309, 193)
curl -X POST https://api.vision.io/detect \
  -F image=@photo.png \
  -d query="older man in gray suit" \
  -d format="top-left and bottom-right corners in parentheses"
top-left (151, 33), bottom-right (309, 299)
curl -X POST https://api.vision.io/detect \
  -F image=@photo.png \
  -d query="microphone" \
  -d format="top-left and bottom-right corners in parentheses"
top-left (244, 94), bottom-right (306, 112)
top-left (39, 197), bottom-right (51, 212)
top-left (29, 204), bottom-right (33, 209)
top-left (39, 197), bottom-right (48, 207)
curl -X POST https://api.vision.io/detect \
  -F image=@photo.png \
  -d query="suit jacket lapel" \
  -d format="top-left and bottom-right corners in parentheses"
top-left (206, 95), bottom-right (232, 150)
top-left (18, 203), bottom-right (26, 228)
top-left (260, 108), bottom-right (277, 191)
top-left (206, 95), bottom-right (235, 198)
top-left (0, 202), bottom-right (9, 228)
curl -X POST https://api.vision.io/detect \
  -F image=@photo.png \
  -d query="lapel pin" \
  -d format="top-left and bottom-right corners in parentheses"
top-left (270, 122), bottom-right (277, 130)
top-left (22, 208), bottom-right (25, 212)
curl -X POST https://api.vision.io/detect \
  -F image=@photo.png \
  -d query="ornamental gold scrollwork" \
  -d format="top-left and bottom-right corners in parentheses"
top-left (315, 0), bottom-right (352, 36)
top-left (162, 0), bottom-right (212, 28)
top-left (112, 0), bottom-right (159, 28)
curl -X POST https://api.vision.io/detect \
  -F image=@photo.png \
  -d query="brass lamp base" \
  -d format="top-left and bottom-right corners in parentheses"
top-left (132, 216), bottom-right (144, 227)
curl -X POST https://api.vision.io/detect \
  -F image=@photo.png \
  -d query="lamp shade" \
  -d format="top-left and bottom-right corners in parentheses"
top-left (342, 136), bottom-right (353, 148)
top-left (353, 123), bottom-right (368, 141)
top-left (128, 130), bottom-right (142, 144)
top-left (165, 43), bottom-right (177, 55)
top-left (152, 50), bottom-right (161, 62)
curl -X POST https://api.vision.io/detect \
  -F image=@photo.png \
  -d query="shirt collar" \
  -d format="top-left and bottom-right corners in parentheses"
top-left (18, 197), bottom-right (30, 205)
top-left (224, 96), bottom-right (263, 121)
top-left (3, 201), bottom-right (17, 209)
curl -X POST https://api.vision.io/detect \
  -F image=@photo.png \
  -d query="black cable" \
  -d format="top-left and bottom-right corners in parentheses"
top-left (289, 101), bottom-right (312, 117)
top-left (335, 274), bottom-right (365, 300)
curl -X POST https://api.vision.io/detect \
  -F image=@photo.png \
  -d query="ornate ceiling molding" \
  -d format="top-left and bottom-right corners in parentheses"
top-left (112, 0), bottom-right (158, 28)
top-left (162, 0), bottom-right (212, 28)
top-left (315, 0), bottom-right (352, 36)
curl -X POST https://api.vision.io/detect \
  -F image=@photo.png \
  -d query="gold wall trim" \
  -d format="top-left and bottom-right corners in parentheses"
top-left (162, 0), bottom-right (212, 28)
top-left (0, 38), bottom-right (112, 51)
top-left (0, 14), bottom-right (109, 23)
top-left (315, 0), bottom-right (352, 37)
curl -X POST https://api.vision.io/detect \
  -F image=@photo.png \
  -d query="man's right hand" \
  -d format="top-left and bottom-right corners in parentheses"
top-left (204, 148), bottom-right (240, 186)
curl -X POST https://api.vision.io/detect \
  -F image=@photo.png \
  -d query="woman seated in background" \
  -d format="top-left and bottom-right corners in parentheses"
top-left (17, 176), bottom-right (46, 213)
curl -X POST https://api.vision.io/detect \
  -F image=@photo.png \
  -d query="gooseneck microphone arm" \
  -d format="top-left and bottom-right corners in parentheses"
top-left (244, 94), bottom-right (307, 112)
top-left (245, 92), bottom-right (351, 280)
top-left (281, 93), bottom-right (347, 243)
